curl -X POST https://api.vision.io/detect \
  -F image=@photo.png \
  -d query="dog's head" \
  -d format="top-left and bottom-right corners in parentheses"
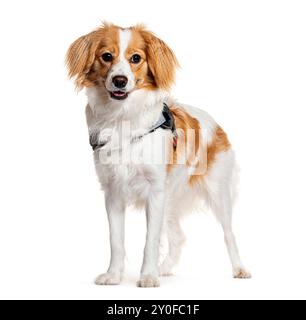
top-left (66, 23), bottom-right (179, 100)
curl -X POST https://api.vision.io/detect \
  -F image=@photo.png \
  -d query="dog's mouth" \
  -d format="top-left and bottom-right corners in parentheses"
top-left (110, 91), bottom-right (129, 100)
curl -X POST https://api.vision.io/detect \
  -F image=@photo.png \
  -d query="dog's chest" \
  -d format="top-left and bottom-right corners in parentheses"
top-left (86, 96), bottom-right (171, 203)
top-left (94, 131), bottom-right (168, 204)
top-left (96, 162), bottom-right (163, 206)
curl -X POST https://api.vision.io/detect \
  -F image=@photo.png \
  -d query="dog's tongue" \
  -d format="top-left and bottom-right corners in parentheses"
top-left (110, 90), bottom-right (128, 100)
top-left (113, 91), bottom-right (126, 97)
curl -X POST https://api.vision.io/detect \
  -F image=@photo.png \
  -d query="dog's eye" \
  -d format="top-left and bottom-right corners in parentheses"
top-left (130, 54), bottom-right (141, 64)
top-left (102, 53), bottom-right (113, 62)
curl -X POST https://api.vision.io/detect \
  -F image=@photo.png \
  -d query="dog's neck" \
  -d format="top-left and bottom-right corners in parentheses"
top-left (86, 86), bottom-right (168, 131)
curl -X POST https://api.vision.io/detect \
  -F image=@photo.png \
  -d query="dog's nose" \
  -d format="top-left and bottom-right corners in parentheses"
top-left (112, 76), bottom-right (128, 89)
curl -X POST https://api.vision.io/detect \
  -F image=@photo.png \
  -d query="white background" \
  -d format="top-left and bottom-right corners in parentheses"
top-left (0, 0), bottom-right (305, 300)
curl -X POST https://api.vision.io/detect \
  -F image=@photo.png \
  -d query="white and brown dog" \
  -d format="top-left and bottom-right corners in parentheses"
top-left (66, 23), bottom-right (251, 287)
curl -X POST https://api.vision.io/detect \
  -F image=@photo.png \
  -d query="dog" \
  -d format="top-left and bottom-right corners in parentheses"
top-left (66, 23), bottom-right (251, 287)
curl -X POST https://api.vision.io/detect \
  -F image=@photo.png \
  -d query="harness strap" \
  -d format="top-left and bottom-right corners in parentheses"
top-left (90, 103), bottom-right (177, 151)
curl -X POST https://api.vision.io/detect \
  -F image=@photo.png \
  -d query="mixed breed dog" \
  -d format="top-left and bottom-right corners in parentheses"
top-left (66, 23), bottom-right (251, 287)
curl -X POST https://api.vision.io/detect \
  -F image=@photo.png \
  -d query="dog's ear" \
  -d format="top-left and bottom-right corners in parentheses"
top-left (66, 33), bottom-right (99, 89)
top-left (140, 30), bottom-right (179, 90)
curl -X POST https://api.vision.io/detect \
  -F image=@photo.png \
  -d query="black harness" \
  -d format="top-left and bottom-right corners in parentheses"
top-left (90, 103), bottom-right (177, 151)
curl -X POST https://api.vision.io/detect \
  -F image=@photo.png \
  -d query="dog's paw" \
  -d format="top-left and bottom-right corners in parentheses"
top-left (137, 275), bottom-right (160, 288)
top-left (233, 268), bottom-right (252, 279)
top-left (95, 273), bottom-right (121, 285)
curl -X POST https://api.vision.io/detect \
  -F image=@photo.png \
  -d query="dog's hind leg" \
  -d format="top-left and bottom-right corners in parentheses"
top-left (210, 188), bottom-right (251, 278)
top-left (159, 214), bottom-right (186, 276)
top-left (205, 151), bottom-right (251, 279)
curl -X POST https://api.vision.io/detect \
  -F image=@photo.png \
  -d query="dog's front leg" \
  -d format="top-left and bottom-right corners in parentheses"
top-left (137, 189), bottom-right (165, 288)
top-left (95, 191), bottom-right (125, 286)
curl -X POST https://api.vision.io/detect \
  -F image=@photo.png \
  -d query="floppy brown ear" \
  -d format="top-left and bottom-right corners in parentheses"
top-left (140, 30), bottom-right (179, 90)
top-left (66, 33), bottom-right (99, 89)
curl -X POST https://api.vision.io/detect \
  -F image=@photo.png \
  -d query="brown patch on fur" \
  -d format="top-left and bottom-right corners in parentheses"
top-left (207, 126), bottom-right (231, 169)
top-left (168, 106), bottom-right (201, 177)
top-left (66, 23), bottom-right (120, 89)
top-left (190, 126), bottom-right (231, 185)
top-left (168, 106), bottom-right (231, 185)
top-left (126, 27), bottom-right (155, 90)
top-left (135, 26), bottom-right (179, 90)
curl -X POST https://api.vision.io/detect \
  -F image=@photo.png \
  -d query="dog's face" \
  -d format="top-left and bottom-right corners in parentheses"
top-left (66, 24), bottom-right (179, 100)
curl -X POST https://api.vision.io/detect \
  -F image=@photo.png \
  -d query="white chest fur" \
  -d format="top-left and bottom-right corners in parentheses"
top-left (85, 87), bottom-right (171, 205)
